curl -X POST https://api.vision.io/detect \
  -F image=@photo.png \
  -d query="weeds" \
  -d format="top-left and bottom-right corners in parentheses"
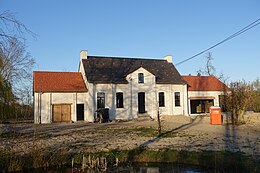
top-left (0, 149), bottom-right (258, 172)
top-left (135, 127), bottom-right (158, 137)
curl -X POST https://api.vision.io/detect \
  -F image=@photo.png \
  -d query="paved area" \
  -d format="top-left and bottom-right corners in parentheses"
top-left (0, 113), bottom-right (259, 160)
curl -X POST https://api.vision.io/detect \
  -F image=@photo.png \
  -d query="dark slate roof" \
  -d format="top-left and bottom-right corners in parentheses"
top-left (82, 56), bottom-right (186, 84)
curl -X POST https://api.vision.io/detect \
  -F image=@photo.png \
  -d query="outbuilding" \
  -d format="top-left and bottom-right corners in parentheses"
top-left (183, 75), bottom-right (229, 114)
top-left (33, 71), bottom-right (88, 123)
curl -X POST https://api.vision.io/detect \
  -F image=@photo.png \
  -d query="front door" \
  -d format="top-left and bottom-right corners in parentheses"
top-left (138, 92), bottom-right (145, 113)
top-left (77, 104), bottom-right (84, 121)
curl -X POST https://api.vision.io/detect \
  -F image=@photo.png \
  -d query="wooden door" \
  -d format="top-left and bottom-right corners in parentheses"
top-left (138, 92), bottom-right (145, 113)
top-left (53, 105), bottom-right (62, 122)
top-left (53, 104), bottom-right (71, 122)
top-left (61, 104), bottom-right (71, 122)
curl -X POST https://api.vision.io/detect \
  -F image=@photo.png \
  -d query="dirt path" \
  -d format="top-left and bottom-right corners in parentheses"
top-left (0, 113), bottom-right (259, 160)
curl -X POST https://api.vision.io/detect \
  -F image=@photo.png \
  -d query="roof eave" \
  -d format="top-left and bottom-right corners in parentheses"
top-left (34, 90), bottom-right (88, 93)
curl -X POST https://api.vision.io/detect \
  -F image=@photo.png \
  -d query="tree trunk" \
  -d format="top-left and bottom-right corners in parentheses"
top-left (237, 109), bottom-right (245, 124)
top-left (157, 109), bottom-right (161, 135)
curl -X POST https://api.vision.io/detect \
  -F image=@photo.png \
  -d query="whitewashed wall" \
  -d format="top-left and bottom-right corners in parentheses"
top-left (34, 92), bottom-right (88, 124)
top-left (84, 67), bottom-right (188, 121)
top-left (156, 84), bottom-right (188, 116)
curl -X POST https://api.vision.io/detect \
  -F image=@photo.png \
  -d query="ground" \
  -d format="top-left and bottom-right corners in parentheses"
top-left (0, 113), bottom-right (259, 161)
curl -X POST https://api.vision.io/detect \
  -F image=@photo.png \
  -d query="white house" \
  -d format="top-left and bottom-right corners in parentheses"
top-left (33, 50), bottom-right (228, 123)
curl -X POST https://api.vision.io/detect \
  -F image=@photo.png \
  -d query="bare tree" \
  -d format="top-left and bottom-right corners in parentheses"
top-left (0, 11), bottom-right (35, 121)
top-left (0, 38), bottom-right (35, 89)
top-left (225, 80), bottom-right (255, 124)
top-left (205, 52), bottom-right (215, 76)
top-left (197, 52), bottom-right (216, 76)
top-left (252, 77), bottom-right (260, 112)
top-left (196, 52), bottom-right (229, 83)
top-left (252, 77), bottom-right (260, 91)
top-left (157, 108), bottom-right (162, 135)
top-left (0, 11), bottom-right (34, 43)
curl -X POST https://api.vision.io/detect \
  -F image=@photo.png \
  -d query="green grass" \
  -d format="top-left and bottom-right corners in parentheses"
top-left (135, 127), bottom-right (159, 137)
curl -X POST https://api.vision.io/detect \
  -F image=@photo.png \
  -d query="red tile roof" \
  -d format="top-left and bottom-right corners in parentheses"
top-left (33, 71), bottom-right (87, 92)
top-left (182, 76), bottom-right (229, 91)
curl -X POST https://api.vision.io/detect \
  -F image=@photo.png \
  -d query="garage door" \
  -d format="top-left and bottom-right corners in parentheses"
top-left (190, 99), bottom-right (214, 114)
top-left (52, 104), bottom-right (71, 122)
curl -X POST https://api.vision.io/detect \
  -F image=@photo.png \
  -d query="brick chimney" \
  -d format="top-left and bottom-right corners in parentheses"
top-left (164, 55), bottom-right (172, 63)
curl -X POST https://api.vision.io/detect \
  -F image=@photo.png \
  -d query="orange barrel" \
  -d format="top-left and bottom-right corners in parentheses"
top-left (210, 106), bottom-right (222, 125)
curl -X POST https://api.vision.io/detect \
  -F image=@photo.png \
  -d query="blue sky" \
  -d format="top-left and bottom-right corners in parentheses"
top-left (1, 0), bottom-right (260, 82)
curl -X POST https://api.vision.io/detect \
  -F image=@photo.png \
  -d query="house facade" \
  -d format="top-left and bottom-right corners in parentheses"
top-left (78, 51), bottom-right (188, 122)
top-left (33, 50), bottom-right (228, 123)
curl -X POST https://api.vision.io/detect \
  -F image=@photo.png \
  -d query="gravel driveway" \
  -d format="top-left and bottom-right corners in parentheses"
top-left (0, 113), bottom-right (259, 160)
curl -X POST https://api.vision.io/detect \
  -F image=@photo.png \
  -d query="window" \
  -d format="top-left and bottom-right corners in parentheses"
top-left (97, 92), bottom-right (105, 109)
top-left (116, 92), bottom-right (124, 108)
top-left (138, 73), bottom-right (144, 83)
top-left (159, 92), bottom-right (165, 107)
top-left (175, 92), bottom-right (180, 106)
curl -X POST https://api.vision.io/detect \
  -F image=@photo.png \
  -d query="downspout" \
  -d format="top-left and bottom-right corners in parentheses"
top-left (37, 92), bottom-right (40, 123)
top-left (93, 83), bottom-right (96, 121)
top-left (39, 92), bottom-right (42, 124)
top-left (33, 92), bottom-right (35, 123)
top-left (130, 76), bottom-right (133, 119)
top-left (155, 76), bottom-right (157, 118)
top-left (76, 92), bottom-right (78, 121)
top-left (183, 85), bottom-right (185, 115)
top-left (171, 85), bottom-right (173, 115)
top-left (50, 93), bottom-right (52, 122)
top-left (153, 76), bottom-right (159, 119)
top-left (186, 84), bottom-right (190, 116)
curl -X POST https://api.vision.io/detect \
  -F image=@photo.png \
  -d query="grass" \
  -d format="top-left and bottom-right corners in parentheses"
top-left (130, 127), bottom-right (196, 138)
top-left (1, 126), bottom-right (258, 172)
top-left (135, 127), bottom-right (159, 137)
top-left (0, 131), bottom-right (21, 138)
top-left (0, 131), bottom-right (53, 140)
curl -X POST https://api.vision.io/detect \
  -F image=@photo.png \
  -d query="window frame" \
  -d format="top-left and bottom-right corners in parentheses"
top-left (158, 92), bottom-right (165, 107)
top-left (97, 92), bottom-right (105, 109)
top-left (174, 92), bottom-right (181, 107)
top-left (138, 73), bottom-right (144, 83)
top-left (116, 92), bottom-right (124, 108)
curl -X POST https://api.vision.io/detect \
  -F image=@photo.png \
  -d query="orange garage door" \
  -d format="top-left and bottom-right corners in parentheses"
top-left (52, 104), bottom-right (71, 122)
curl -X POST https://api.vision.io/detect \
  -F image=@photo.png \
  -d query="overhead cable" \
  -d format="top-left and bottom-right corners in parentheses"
top-left (175, 18), bottom-right (260, 66)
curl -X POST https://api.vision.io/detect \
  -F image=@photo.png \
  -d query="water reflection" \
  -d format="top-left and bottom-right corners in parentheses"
top-left (31, 164), bottom-right (207, 173)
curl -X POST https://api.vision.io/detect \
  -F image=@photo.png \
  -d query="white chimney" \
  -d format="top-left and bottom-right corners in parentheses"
top-left (164, 55), bottom-right (172, 63)
top-left (80, 50), bottom-right (88, 60)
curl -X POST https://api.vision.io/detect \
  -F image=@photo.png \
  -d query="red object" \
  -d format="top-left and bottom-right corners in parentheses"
top-left (182, 76), bottom-right (230, 91)
top-left (210, 107), bottom-right (222, 125)
top-left (33, 71), bottom-right (87, 92)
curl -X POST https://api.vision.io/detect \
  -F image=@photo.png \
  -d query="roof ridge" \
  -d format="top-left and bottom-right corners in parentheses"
top-left (87, 55), bottom-right (165, 61)
top-left (182, 75), bottom-right (216, 77)
top-left (33, 71), bottom-right (80, 73)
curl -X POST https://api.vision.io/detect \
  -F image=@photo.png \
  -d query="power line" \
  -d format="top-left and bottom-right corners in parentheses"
top-left (175, 18), bottom-right (260, 66)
